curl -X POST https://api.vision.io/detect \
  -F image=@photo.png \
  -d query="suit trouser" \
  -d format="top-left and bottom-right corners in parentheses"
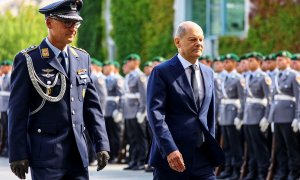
top-left (222, 125), bottom-right (243, 168)
top-left (125, 118), bottom-right (147, 165)
top-left (244, 125), bottom-right (270, 177)
top-left (274, 123), bottom-right (300, 178)
top-left (105, 116), bottom-right (121, 160)
top-left (0, 111), bottom-right (8, 154)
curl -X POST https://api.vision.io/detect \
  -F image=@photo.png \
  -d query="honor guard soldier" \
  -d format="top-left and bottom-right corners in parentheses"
top-left (0, 60), bottom-right (12, 157)
top-left (291, 54), bottom-right (300, 73)
top-left (217, 53), bottom-right (244, 180)
top-left (198, 55), bottom-right (213, 67)
top-left (102, 60), bottom-right (124, 163)
top-left (242, 52), bottom-right (271, 180)
top-left (8, 1), bottom-right (110, 179)
top-left (151, 56), bottom-right (165, 67)
top-left (262, 51), bottom-right (300, 179)
top-left (122, 53), bottom-right (147, 170)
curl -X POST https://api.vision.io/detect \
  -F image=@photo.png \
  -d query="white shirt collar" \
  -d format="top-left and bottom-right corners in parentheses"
top-left (177, 54), bottom-right (200, 69)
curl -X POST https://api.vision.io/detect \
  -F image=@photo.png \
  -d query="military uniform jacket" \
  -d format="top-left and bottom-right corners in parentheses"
top-left (268, 68), bottom-right (300, 123)
top-left (122, 68), bottom-right (147, 119)
top-left (105, 74), bottom-right (124, 117)
top-left (91, 72), bottom-right (107, 113)
top-left (243, 69), bottom-right (271, 125)
top-left (8, 39), bottom-right (109, 168)
top-left (0, 72), bottom-right (11, 112)
top-left (214, 71), bottom-right (226, 122)
top-left (219, 70), bottom-right (244, 125)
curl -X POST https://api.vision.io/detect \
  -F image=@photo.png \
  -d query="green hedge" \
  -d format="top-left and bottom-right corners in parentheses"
top-left (219, 0), bottom-right (300, 55)
top-left (77, 0), bottom-right (106, 61)
top-left (111, 0), bottom-right (175, 64)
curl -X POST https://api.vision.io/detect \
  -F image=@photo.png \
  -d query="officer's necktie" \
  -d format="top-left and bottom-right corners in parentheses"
top-left (190, 64), bottom-right (200, 109)
top-left (59, 51), bottom-right (68, 74)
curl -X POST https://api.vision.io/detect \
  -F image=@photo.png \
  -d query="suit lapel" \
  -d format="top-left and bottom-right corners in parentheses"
top-left (39, 40), bottom-right (68, 78)
top-left (68, 46), bottom-right (79, 83)
top-left (198, 63), bottom-right (209, 114)
top-left (170, 56), bottom-right (198, 111)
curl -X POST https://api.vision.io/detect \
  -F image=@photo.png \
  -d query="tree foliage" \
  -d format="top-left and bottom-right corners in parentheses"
top-left (219, 0), bottom-right (300, 55)
top-left (0, 4), bottom-right (47, 61)
top-left (111, 0), bottom-right (175, 64)
top-left (77, 0), bottom-right (106, 61)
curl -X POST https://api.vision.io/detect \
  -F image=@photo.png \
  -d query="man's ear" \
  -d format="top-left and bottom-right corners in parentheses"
top-left (46, 18), bottom-right (52, 29)
top-left (174, 37), bottom-right (180, 49)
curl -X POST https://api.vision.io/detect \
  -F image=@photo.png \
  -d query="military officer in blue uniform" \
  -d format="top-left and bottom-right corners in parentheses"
top-left (0, 60), bottom-right (12, 157)
top-left (262, 51), bottom-right (300, 179)
top-left (8, 1), bottom-right (110, 179)
top-left (102, 61), bottom-right (124, 163)
top-left (242, 52), bottom-right (271, 180)
top-left (217, 53), bottom-right (244, 180)
top-left (122, 54), bottom-right (147, 170)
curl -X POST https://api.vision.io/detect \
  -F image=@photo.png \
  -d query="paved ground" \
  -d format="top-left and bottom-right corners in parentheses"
top-left (0, 157), bottom-right (153, 180)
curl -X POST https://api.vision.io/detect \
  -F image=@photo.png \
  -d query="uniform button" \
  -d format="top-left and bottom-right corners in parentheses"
top-left (37, 129), bottom-right (41, 133)
top-left (71, 97), bottom-right (74, 102)
top-left (70, 84), bottom-right (73, 89)
top-left (73, 124), bottom-right (75, 128)
top-left (47, 81), bottom-right (51, 85)
top-left (72, 110), bottom-right (75, 115)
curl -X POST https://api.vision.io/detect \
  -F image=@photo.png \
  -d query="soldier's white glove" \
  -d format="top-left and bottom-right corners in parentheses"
top-left (136, 112), bottom-right (146, 124)
top-left (291, 119), bottom-right (299, 133)
top-left (234, 117), bottom-right (243, 130)
top-left (298, 122), bottom-right (300, 132)
top-left (112, 110), bottom-right (122, 123)
top-left (259, 117), bottom-right (269, 133)
top-left (271, 122), bottom-right (274, 133)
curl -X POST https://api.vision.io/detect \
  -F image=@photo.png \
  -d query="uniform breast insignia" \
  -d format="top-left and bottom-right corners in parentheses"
top-left (41, 68), bottom-right (55, 78)
top-left (265, 76), bottom-right (272, 86)
top-left (140, 76), bottom-right (147, 83)
top-left (240, 78), bottom-right (246, 88)
top-left (77, 69), bottom-right (87, 75)
top-left (41, 48), bottom-right (50, 58)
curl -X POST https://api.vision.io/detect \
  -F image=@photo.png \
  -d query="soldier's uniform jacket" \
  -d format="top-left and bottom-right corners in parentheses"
top-left (219, 70), bottom-right (244, 125)
top-left (243, 69), bottom-right (271, 125)
top-left (8, 39), bottom-right (109, 168)
top-left (214, 71), bottom-right (227, 122)
top-left (0, 72), bottom-right (11, 112)
top-left (105, 73), bottom-right (124, 117)
top-left (91, 72), bottom-right (107, 112)
top-left (122, 68), bottom-right (147, 119)
top-left (268, 68), bottom-right (300, 123)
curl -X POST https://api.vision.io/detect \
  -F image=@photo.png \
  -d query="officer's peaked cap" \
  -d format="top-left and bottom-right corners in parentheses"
top-left (291, 54), bottom-right (300, 61)
top-left (224, 53), bottom-right (239, 62)
top-left (39, 0), bottom-right (83, 21)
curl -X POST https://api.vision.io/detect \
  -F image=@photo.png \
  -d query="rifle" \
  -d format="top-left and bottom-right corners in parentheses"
top-left (240, 142), bottom-right (248, 179)
top-left (266, 134), bottom-right (276, 180)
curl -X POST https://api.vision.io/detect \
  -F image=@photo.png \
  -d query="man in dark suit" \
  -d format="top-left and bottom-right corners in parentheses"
top-left (147, 21), bottom-right (224, 180)
top-left (8, 0), bottom-right (110, 179)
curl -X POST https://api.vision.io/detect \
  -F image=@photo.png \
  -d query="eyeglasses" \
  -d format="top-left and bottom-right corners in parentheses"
top-left (50, 17), bottom-right (81, 29)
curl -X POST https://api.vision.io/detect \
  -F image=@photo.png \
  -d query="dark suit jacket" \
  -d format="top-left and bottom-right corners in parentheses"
top-left (8, 39), bottom-right (109, 168)
top-left (147, 55), bottom-right (224, 172)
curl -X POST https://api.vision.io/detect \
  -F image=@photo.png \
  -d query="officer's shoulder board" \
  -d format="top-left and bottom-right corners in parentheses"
top-left (20, 45), bottom-right (38, 54)
top-left (70, 45), bottom-right (88, 54)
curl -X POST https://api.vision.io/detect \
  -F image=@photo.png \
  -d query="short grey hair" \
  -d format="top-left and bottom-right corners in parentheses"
top-left (175, 21), bottom-right (203, 38)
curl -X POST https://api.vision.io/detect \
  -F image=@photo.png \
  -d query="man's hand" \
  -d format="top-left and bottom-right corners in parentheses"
top-left (112, 110), bottom-right (122, 123)
top-left (136, 112), bottom-right (146, 124)
top-left (167, 150), bottom-right (186, 172)
top-left (234, 117), bottom-right (243, 130)
top-left (10, 160), bottom-right (29, 179)
top-left (96, 151), bottom-right (110, 171)
top-left (291, 119), bottom-right (299, 133)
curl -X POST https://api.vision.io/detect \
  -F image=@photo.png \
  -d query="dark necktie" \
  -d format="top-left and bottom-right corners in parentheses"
top-left (59, 52), bottom-right (68, 73)
top-left (190, 64), bottom-right (200, 109)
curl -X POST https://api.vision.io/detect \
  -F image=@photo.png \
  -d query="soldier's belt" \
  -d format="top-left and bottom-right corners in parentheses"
top-left (106, 96), bottom-right (120, 102)
top-left (274, 94), bottom-right (295, 102)
top-left (246, 97), bottom-right (267, 106)
top-left (124, 93), bottom-right (140, 99)
top-left (221, 99), bottom-right (241, 108)
top-left (0, 91), bottom-right (10, 96)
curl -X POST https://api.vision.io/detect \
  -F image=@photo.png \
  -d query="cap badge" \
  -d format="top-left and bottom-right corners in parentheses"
top-left (70, 3), bottom-right (77, 11)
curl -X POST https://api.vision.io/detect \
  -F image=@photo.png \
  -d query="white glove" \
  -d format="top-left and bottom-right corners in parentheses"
top-left (298, 122), bottom-right (300, 132)
top-left (291, 119), bottom-right (299, 133)
top-left (112, 110), bottom-right (122, 123)
top-left (271, 122), bottom-right (274, 133)
top-left (234, 117), bottom-right (243, 130)
top-left (136, 112), bottom-right (146, 124)
top-left (259, 117), bottom-right (269, 133)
